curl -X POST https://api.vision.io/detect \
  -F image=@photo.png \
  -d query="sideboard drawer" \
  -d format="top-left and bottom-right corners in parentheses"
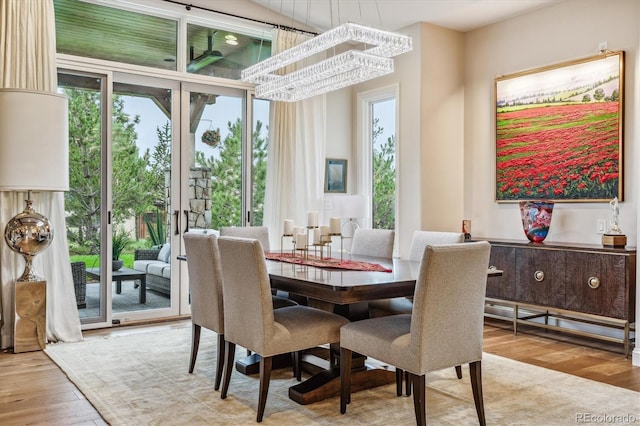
top-left (565, 252), bottom-right (634, 320)
top-left (515, 248), bottom-right (565, 306)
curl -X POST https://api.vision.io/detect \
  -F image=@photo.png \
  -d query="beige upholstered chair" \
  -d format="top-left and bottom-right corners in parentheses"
top-left (340, 242), bottom-right (491, 426)
top-left (369, 231), bottom-right (467, 394)
top-left (220, 225), bottom-right (298, 306)
top-left (350, 228), bottom-right (395, 258)
top-left (369, 230), bottom-right (465, 318)
top-left (218, 236), bottom-right (349, 422)
top-left (407, 230), bottom-right (465, 261)
top-left (183, 232), bottom-right (225, 390)
top-left (219, 226), bottom-right (271, 251)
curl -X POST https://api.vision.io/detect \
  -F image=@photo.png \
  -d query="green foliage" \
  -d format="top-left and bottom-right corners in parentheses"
top-left (251, 120), bottom-right (268, 226)
top-left (144, 212), bottom-right (165, 247)
top-left (372, 118), bottom-right (396, 230)
top-left (195, 118), bottom-right (268, 229)
top-left (143, 122), bottom-right (172, 209)
top-left (593, 88), bottom-right (605, 101)
top-left (112, 227), bottom-right (132, 260)
top-left (65, 87), bottom-right (102, 254)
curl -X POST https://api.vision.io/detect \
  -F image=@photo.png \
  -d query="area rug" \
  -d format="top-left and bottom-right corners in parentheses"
top-left (265, 252), bottom-right (392, 272)
top-left (45, 325), bottom-right (639, 425)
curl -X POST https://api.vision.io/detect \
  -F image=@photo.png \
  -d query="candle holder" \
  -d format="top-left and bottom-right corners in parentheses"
top-left (295, 240), bottom-right (309, 259)
top-left (281, 233), bottom-right (295, 256)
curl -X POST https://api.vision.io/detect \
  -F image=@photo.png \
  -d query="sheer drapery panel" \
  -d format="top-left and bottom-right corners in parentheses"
top-left (0, 0), bottom-right (82, 349)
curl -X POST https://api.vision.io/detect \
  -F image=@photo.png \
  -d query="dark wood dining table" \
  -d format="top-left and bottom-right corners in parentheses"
top-left (262, 254), bottom-right (502, 405)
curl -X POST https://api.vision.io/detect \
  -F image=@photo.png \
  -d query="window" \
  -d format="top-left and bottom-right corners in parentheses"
top-left (358, 86), bottom-right (398, 232)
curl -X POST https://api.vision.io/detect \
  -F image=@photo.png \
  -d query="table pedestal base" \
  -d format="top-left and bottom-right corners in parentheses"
top-left (235, 352), bottom-right (292, 375)
top-left (289, 365), bottom-right (394, 405)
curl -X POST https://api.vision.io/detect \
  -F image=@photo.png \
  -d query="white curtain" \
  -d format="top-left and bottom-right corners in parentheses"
top-left (0, 0), bottom-right (82, 349)
top-left (264, 28), bottom-right (327, 247)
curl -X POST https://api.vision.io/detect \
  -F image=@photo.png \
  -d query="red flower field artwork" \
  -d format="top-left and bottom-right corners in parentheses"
top-left (495, 53), bottom-right (623, 202)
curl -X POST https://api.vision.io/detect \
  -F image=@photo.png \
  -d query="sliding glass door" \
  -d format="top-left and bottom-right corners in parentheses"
top-left (110, 73), bottom-right (180, 322)
top-left (61, 70), bottom-right (181, 326)
top-left (61, 70), bottom-right (266, 326)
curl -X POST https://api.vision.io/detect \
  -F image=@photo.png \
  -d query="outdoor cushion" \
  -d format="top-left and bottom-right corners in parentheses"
top-left (148, 263), bottom-right (168, 277)
top-left (133, 259), bottom-right (165, 273)
top-left (157, 243), bottom-right (171, 263)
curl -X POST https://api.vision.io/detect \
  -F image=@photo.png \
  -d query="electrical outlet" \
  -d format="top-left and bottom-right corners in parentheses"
top-left (323, 198), bottom-right (333, 209)
top-left (597, 219), bottom-right (607, 234)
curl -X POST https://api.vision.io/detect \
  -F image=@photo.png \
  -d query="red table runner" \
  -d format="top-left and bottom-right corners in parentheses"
top-left (265, 252), bottom-right (392, 272)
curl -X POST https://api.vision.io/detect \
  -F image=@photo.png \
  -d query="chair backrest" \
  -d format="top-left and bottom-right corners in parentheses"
top-left (410, 241), bottom-right (491, 373)
top-left (219, 226), bottom-right (271, 251)
top-left (183, 233), bottom-right (224, 333)
top-left (217, 236), bottom-right (275, 352)
top-left (408, 231), bottom-right (465, 261)
top-left (350, 228), bottom-right (395, 258)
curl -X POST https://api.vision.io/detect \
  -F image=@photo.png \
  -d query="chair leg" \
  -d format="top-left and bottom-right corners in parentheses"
top-left (220, 341), bottom-right (236, 400)
top-left (292, 351), bottom-right (302, 381)
top-left (188, 324), bottom-right (201, 373)
top-left (405, 371), bottom-right (411, 396)
top-left (257, 355), bottom-right (272, 422)
top-left (340, 347), bottom-right (353, 414)
top-left (455, 365), bottom-right (463, 379)
top-left (395, 368), bottom-right (403, 396)
top-left (411, 373), bottom-right (426, 426)
top-left (214, 333), bottom-right (225, 391)
top-left (469, 360), bottom-right (486, 426)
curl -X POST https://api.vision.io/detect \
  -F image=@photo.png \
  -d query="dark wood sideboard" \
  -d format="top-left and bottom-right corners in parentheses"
top-left (471, 238), bottom-right (636, 357)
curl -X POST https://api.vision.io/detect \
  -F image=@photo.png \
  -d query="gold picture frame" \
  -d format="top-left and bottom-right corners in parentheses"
top-left (495, 52), bottom-right (624, 202)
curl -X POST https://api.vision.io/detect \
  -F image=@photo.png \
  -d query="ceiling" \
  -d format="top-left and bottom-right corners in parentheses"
top-left (248, 0), bottom-right (566, 33)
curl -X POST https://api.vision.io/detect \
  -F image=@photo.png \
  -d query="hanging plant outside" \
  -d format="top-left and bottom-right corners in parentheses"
top-left (201, 128), bottom-right (221, 148)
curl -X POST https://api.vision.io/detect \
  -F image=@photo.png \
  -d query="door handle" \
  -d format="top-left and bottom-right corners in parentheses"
top-left (173, 210), bottom-right (179, 235)
top-left (183, 210), bottom-right (189, 233)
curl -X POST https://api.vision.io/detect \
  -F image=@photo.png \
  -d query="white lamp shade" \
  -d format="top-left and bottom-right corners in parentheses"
top-left (0, 89), bottom-right (69, 191)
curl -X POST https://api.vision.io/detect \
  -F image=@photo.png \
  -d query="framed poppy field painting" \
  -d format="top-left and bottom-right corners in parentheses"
top-left (495, 52), bottom-right (624, 202)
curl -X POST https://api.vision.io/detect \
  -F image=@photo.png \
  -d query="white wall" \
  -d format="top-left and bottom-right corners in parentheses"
top-left (464, 0), bottom-right (638, 246)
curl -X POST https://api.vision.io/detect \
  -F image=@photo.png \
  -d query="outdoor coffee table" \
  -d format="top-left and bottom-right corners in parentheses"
top-left (85, 267), bottom-right (147, 304)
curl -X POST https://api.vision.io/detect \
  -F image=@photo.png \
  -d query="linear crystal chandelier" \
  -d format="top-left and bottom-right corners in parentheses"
top-left (241, 22), bottom-right (412, 102)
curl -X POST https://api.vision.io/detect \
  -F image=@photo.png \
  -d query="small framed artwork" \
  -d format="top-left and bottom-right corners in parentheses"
top-left (324, 159), bottom-right (347, 193)
top-left (495, 51), bottom-right (624, 202)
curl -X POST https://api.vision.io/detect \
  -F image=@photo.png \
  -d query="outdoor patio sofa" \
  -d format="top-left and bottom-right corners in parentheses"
top-left (133, 244), bottom-right (171, 296)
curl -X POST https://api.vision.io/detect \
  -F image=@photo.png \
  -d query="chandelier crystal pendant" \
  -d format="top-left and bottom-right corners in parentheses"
top-left (241, 22), bottom-right (412, 102)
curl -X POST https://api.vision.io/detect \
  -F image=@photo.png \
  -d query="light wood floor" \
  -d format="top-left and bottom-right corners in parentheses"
top-left (0, 318), bottom-right (637, 425)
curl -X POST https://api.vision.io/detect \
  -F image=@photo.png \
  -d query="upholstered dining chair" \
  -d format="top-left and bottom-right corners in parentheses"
top-left (220, 226), bottom-right (271, 251)
top-left (183, 232), bottom-right (297, 390)
top-left (369, 231), bottom-right (465, 318)
top-left (368, 230), bottom-right (466, 395)
top-left (350, 228), bottom-right (395, 258)
top-left (183, 232), bottom-right (225, 390)
top-left (340, 241), bottom-right (491, 426)
top-left (218, 236), bottom-right (350, 422)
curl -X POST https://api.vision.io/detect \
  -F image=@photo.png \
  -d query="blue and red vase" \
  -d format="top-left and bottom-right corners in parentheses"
top-left (519, 200), bottom-right (554, 243)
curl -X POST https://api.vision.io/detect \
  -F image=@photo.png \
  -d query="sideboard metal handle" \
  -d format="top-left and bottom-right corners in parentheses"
top-left (534, 270), bottom-right (545, 282)
top-left (588, 276), bottom-right (600, 289)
